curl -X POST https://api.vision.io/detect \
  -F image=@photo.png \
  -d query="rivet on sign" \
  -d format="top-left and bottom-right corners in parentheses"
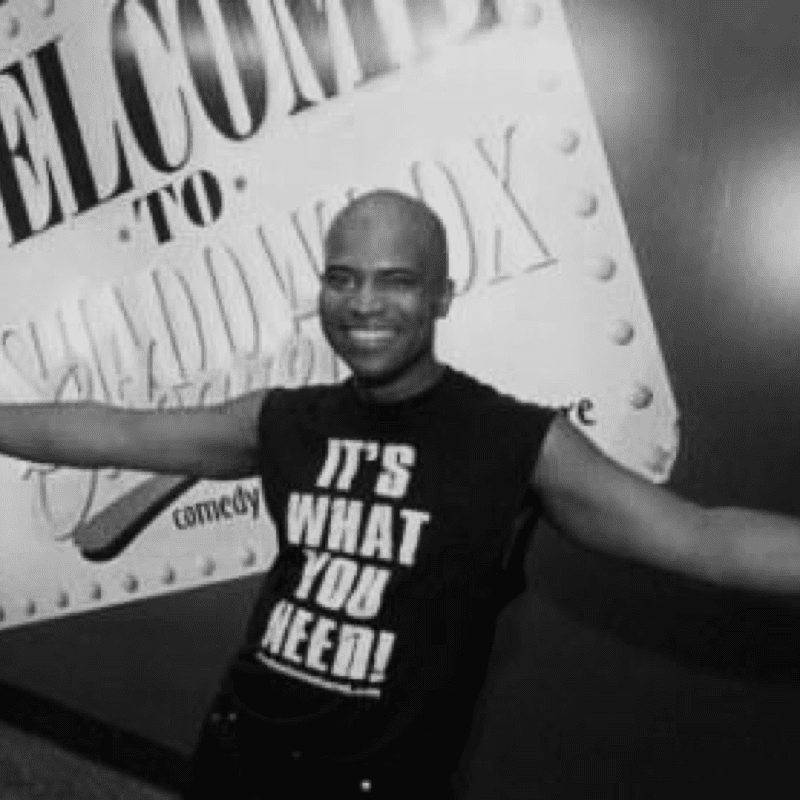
top-left (592, 256), bottom-right (617, 281)
top-left (647, 445), bottom-right (675, 476)
top-left (0, 607), bottom-right (5, 623)
top-left (118, 227), bottom-right (131, 243)
top-left (4, 15), bottom-right (20, 38)
top-left (630, 384), bottom-right (654, 410)
top-left (360, 779), bottom-right (373, 792)
top-left (123, 574), bottom-right (139, 593)
top-left (234, 176), bottom-right (247, 192)
top-left (56, 590), bottom-right (69, 609)
top-left (557, 130), bottom-right (581, 155)
top-left (576, 192), bottom-right (599, 218)
top-left (241, 547), bottom-right (257, 567)
top-left (611, 320), bottom-right (635, 346)
top-left (90, 582), bottom-right (103, 601)
top-left (36, 0), bottom-right (56, 16)
top-left (201, 557), bottom-right (216, 577)
top-left (25, 600), bottom-right (36, 617)
top-left (162, 565), bottom-right (176, 585)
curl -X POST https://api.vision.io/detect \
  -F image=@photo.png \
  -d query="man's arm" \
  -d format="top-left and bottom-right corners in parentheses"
top-left (0, 390), bottom-right (268, 480)
top-left (532, 415), bottom-right (800, 594)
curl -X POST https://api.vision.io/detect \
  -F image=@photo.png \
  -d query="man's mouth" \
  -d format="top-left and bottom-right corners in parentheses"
top-left (345, 328), bottom-right (395, 346)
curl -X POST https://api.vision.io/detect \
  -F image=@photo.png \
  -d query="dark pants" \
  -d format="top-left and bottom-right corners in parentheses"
top-left (184, 692), bottom-right (457, 800)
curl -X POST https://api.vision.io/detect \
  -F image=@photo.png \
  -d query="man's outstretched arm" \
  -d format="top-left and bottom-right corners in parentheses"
top-left (0, 390), bottom-right (268, 480)
top-left (532, 415), bottom-right (800, 594)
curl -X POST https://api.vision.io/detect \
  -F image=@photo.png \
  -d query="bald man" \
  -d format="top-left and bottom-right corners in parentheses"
top-left (3, 191), bottom-right (800, 799)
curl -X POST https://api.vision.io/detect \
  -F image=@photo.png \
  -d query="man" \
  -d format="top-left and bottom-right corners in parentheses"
top-left (1, 190), bottom-right (800, 799)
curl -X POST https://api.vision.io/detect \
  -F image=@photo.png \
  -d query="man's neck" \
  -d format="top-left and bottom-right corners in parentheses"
top-left (351, 359), bottom-right (447, 404)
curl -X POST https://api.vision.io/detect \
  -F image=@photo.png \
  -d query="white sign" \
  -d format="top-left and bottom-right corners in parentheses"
top-left (0, 0), bottom-right (677, 630)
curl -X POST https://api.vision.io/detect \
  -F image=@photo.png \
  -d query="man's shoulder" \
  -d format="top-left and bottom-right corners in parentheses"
top-left (263, 380), bottom-right (345, 411)
top-left (257, 381), bottom-right (347, 444)
top-left (446, 369), bottom-right (562, 449)
top-left (445, 368), bottom-right (548, 412)
top-left (268, 380), bottom-right (344, 396)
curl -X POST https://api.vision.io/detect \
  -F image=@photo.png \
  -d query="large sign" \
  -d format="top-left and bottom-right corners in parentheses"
top-left (0, 0), bottom-right (677, 630)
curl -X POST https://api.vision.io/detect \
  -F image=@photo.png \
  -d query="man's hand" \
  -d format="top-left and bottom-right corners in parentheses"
top-left (532, 415), bottom-right (800, 594)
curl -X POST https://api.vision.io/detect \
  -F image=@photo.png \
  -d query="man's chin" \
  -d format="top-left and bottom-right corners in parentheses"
top-left (345, 348), bottom-right (439, 393)
top-left (348, 361), bottom-right (400, 388)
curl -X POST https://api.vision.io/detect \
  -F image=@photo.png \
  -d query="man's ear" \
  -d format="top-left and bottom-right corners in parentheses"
top-left (435, 278), bottom-right (455, 318)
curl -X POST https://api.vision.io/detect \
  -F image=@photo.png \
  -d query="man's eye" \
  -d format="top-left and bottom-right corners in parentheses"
top-left (380, 274), bottom-right (417, 288)
top-left (323, 271), bottom-right (354, 290)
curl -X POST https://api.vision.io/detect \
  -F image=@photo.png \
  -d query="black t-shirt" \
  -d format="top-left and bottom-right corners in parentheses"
top-left (228, 366), bottom-right (557, 768)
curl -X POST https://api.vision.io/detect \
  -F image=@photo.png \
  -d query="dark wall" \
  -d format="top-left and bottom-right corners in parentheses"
top-left (462, 1), bottom-right (800, 796)
top-left (2, 1), bottom-right (800, 796)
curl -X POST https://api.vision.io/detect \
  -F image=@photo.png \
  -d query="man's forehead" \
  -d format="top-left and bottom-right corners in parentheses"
top-left (324, 231), bottom-right (426, 273)
top-left (327, 210), bottom-right (426, 259)
top-left (324, 190), bottom-right (447, 282)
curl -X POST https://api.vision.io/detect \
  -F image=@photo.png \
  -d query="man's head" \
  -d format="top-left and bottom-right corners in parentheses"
top-left (319, 190), bottom-right (454, 397)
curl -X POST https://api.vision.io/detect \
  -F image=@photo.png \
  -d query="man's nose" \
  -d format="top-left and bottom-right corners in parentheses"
top-left (350, 281), bottom-right (384, 315)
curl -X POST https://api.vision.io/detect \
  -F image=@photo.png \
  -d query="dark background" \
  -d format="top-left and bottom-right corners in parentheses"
top-left (3, 1), bottom-right (800, 796)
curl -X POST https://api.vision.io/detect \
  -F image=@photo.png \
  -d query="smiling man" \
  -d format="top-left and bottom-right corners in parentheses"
top-left (318, 191), bottom-right (454, 399)
top-left (3, 191), bottom-right (800, 799)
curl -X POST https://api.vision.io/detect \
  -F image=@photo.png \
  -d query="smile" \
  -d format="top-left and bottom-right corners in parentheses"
top-left (345, 329), bottom-right (395, 346)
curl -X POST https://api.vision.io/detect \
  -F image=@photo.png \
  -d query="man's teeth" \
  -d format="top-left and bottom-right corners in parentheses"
top-left (348, 329), bottom-right (393, 344)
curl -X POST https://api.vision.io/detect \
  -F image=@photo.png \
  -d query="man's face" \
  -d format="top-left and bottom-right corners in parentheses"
top-left (319, 207), bottom-right (452, 385)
